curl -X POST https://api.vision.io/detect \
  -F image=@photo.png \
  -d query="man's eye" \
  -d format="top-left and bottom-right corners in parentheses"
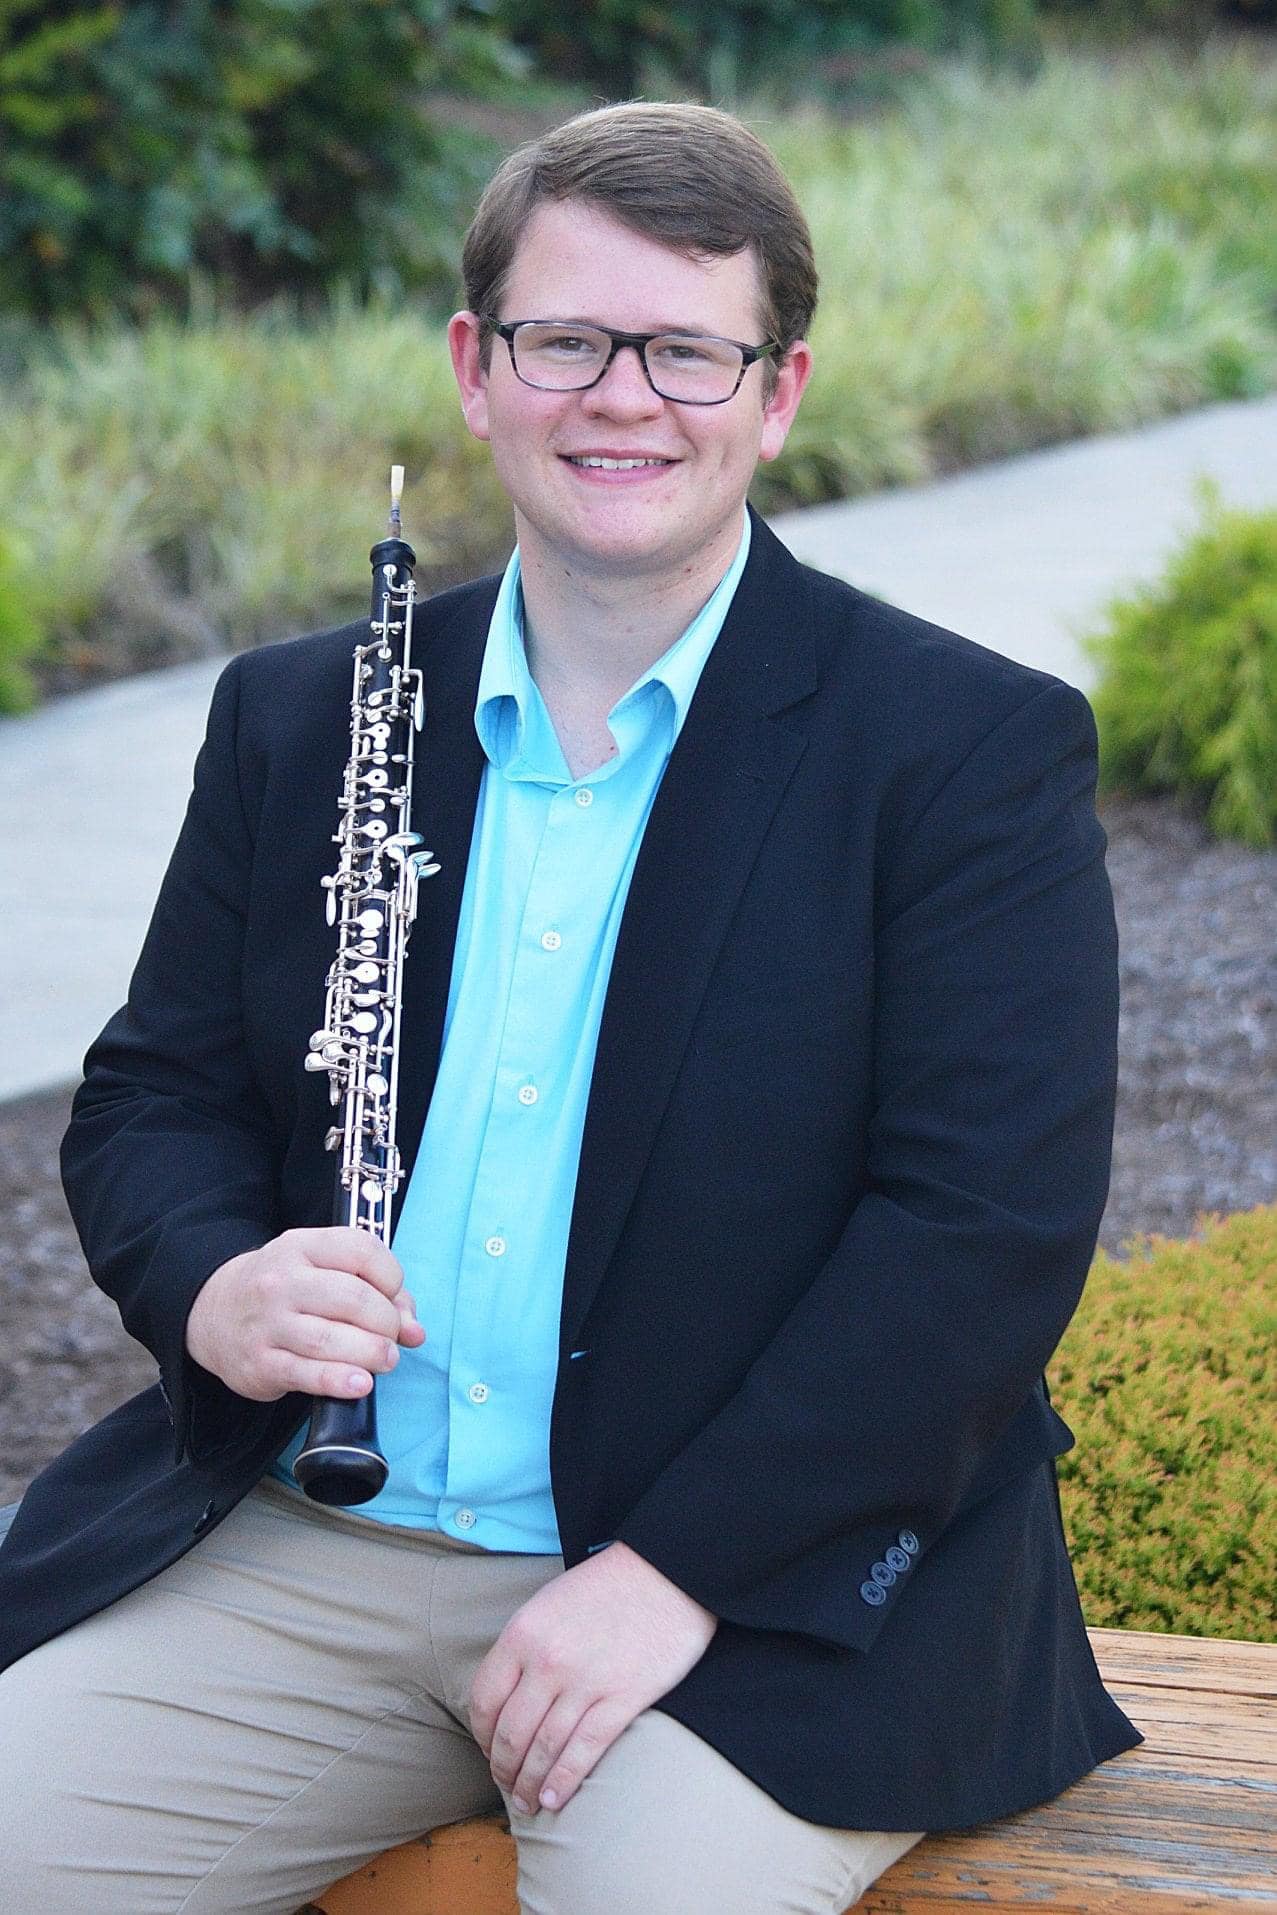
top-left (539, 334), bottom-right (593, 355)
top-left (654, 341), bottom-right (713, 366)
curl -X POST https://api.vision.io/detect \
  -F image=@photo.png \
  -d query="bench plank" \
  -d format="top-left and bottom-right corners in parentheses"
top-left (309, 1628), bottom-right (1277, 1915)
top-left (1092, 1631), bottom-right (1277, 1700)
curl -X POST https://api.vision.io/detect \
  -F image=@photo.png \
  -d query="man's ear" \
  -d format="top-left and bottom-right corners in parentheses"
top-left (758, 340), bottom-right (813, 465)
top-left (448, 311), bottom-right (491, 443)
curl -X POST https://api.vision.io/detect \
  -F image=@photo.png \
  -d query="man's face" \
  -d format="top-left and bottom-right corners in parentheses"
top-left (449, 199), bottom-right (811, 585)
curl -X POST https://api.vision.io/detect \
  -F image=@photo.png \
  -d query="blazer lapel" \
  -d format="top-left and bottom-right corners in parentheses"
top-left (561, 513), bottom-right (818, 1351)
top-left (391, 577), bottom-right (496, 1228)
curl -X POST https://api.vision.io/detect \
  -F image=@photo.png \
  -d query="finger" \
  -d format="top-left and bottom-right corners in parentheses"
top-left (394, 1293), bottom-right (426, 1345)
top-left (291, 1226), bottom-right (406, 1297)
top-left (488, 1681), bottom-right (558, 1799)
top-left (507, 1694), bottom-right (592, 1816)
top-left (287, 1312), bottom-right (402, 1377)
top-left (468, 1642), bottom-right (523, 1759)
top-left (279, 1255), bottom-right (425, 1349)
top-left (530, 1697), bottom-right (632, 1813)
top-left (255, 1348), bottom-right (378, 1402)
top-left (290, 1267), bottom-right (406, 1342)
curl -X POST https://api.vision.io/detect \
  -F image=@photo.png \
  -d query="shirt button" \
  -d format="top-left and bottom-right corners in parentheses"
top-left (574, 788), bottom-right (594, 808)
top-left (517, 1084), bottom-right (539, 1106)
top-left (467, 1382), bottom-right (490, 1404)
top-left (484, 1234), bottom-right (507, 1258)
top-left (540, 930), bottom-right (562, 951)
top-left (454, 1508), bottom-right (477, 1530)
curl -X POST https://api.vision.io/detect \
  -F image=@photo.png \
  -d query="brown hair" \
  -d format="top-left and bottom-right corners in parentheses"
top-left (462, 101), bottom-right (818, 397)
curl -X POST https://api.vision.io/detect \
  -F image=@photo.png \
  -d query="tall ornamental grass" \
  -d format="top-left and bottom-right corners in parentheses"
top-left (759, 42), bottom-right (1277, 506)
top-left (0, 302), bottom-right (511, 705)
top-left (1051, 1206), bottom-right (1276, 1642)
top-left (1, 43), bottom-right (1274, 707)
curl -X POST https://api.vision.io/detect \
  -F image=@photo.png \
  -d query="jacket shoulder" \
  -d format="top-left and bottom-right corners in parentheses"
top-left (229, 571), bottom-right (502, 702)
top-left (793, 547), bottom-right (1068, 716)
top-left (752, 523), bottom-right (1098, 841)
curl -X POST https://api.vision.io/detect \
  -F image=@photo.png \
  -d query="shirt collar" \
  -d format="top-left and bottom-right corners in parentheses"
top-left (474, 511), bottom-right (751, 779)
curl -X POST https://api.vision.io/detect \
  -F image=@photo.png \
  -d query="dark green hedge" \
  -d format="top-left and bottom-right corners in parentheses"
top-left (493, 0), bottom-right (1040, 98)
top-left (495, 0), bottom-right (1274, 96)
top-left (0, 0), bottom-right (515, 319)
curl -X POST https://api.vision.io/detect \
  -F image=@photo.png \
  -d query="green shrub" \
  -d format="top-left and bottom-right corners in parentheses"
top-left (0, 0), bottom-right (516, 321)
top-left (1085, 483), bottom-right (1277, 847)
top-left (1050, 1206), bottom-right (1276, 1641)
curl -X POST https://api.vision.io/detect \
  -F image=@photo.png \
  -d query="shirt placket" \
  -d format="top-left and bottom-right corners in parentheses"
top-left (441, 775), bottom-right (596, 1532)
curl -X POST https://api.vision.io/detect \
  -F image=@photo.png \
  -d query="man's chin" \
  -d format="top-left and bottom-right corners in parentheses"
top-left (540, 520), bottom-right (704, 582)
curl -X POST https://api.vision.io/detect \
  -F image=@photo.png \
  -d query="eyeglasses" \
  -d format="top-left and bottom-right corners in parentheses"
top-left (483, 318), bottom-right (779, 406)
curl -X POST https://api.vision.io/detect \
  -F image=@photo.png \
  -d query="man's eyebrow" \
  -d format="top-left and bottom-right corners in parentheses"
top-left (529, 315), bottom-right (726, 337)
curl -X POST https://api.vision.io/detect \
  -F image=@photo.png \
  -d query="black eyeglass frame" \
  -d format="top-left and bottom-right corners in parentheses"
top-left (482, 317), bottom-right (781, 406)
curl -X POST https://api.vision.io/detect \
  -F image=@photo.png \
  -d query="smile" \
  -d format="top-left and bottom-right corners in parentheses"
top-left (565, 456), bottom-right (674, 469)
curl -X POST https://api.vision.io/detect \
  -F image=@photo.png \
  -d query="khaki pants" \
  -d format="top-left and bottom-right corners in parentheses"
top-left (0, 1480), bottom-right (922, 1914)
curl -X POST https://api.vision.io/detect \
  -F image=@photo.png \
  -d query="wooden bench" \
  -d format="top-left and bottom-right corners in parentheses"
top-left (302, 1628), bottom-right (1277, 1913)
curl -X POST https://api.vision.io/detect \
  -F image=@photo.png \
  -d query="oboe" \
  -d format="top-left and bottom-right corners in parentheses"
top-left (293, 468), bottom-right (438, 1506)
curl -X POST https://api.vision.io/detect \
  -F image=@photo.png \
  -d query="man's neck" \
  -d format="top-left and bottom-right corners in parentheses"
top-left (516, 515), bottom-right (746, 722)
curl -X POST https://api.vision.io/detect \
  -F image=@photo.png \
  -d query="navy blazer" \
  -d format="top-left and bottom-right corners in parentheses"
top-left (0, 510), bottom-right (1139, 1829)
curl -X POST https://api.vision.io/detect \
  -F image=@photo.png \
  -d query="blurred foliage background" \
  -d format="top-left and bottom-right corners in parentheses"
top-left (3, 0), bottom-right (1274, 320)
top-left (1, 0), bottom-right (1275, 713)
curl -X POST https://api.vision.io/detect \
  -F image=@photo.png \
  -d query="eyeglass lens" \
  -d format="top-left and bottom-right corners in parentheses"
top-left (510, 323), bottom-right (745, 402)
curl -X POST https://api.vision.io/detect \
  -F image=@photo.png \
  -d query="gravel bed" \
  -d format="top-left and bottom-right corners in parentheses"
top-left (1, 793), bottom-right (1273, 1507)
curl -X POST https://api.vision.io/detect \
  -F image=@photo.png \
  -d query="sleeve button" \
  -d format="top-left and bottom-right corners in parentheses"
top-left (885, 1545), bottom-right (910, 1574)
top-left (860, 1580), bottom-right (888, 1607)
top-left (898, 1529), bottom-right (920, 1555)
top-left (870, 1560), bottom-right (897, 1587)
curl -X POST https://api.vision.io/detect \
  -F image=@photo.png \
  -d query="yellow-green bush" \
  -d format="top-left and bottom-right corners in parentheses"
top-left (1085, 483), bottom-right (1277, 847)
top-left (1050, 1206), bottom-right (1276, 1641)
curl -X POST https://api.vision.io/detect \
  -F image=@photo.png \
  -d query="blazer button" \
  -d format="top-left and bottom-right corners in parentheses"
top-left (192, 1499), bottom-right (217, 1537)
top-left (859, 1580), bottom-right (888, 1607)
top-left (885, 1545), bottom-right (910, 1574)
top-left (898, 1529), bottom-right (920, 1555)
top-left (870, 1560), bottom-right (896, 1588)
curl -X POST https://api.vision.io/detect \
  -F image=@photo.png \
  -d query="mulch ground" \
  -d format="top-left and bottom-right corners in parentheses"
top-left (1, 792), bottom-right (1273, 1507)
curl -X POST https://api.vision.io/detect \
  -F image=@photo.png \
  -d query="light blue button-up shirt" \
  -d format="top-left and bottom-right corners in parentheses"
top-left (273, 513), bottom-right (751, 1546)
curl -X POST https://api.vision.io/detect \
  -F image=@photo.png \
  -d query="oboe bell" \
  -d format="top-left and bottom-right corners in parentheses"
top-left (291, 469), bottom-right (436, 1507)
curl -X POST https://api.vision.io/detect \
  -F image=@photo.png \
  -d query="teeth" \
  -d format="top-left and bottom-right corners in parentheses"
top-left (569, 456), bottom-right (669, 469)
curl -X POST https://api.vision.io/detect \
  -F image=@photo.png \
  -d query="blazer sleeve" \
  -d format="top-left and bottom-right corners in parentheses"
top-left (59, 651), bottom-right (285, 1470)
top-left (614, 679), bottom-right (1119, 1653)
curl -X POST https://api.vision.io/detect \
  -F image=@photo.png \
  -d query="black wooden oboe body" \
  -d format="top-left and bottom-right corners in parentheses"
top-left (292, 476), bottom-right (437, 1506)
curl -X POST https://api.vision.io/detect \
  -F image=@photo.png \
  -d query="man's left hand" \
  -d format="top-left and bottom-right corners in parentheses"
top-left (468, 1540), bottom-right (718, 1815)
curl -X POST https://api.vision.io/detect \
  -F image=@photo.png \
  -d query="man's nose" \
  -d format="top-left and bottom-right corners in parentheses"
top-left (581, 344), bottom-right (664, 415)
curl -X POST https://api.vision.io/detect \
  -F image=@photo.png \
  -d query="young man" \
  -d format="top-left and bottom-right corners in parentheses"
top-left (0, 102), bottom-right (1139, 1913)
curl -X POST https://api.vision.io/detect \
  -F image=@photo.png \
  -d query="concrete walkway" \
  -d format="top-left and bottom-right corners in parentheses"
top-left (3, 393), bottom-right (1275, 1103)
